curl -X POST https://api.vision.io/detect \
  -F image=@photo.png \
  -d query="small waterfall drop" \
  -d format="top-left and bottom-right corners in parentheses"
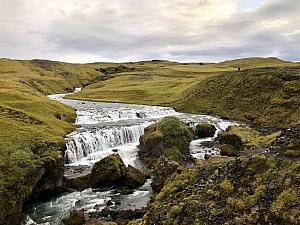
top-left (65, 124), bottom-right (145, 164)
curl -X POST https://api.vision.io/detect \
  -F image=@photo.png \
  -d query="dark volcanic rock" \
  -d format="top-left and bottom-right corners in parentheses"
top-left (123, 165), bottom-right (147, 188)
top-left (66, 154), bottom-right (146, 191)
top-left (195, 123), bottom-right (217, 138)
top-left (216, 133), bottom-right (243, 157)
top-left (62, 209), bottom-right (86, 225)
top-left (271, 124), bottom-right (300, 157)
top-left (151, 157), bottom-right (182, 192)
top-left (90, 154), bottom-right (126, 187)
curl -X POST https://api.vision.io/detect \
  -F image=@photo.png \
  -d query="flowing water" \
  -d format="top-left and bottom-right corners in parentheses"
top-left (22, 89), bottom-right (236, 225)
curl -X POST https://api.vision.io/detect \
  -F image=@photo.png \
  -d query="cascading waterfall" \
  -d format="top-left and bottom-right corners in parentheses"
top-left (65, 124), bottom-right (145, 164)
top-left (76, 106), bottom-right (177, 124)
top-left (22, 91), bottom-right (237, 225)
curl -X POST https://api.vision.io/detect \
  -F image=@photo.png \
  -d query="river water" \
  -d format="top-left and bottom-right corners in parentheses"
top-left (22, 90), bottom-right (235, 225)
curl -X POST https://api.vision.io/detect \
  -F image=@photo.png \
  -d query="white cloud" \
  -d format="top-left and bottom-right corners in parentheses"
top-left (0, 0), bottom-right (299, 62)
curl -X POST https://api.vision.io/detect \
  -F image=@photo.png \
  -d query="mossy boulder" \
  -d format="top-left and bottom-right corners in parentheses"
top-left (195, 123), bottom-right (216, 138)
top-left (139, 116), bottom-right (193, 167)
top-left (90, 154), bottom-right (126, 187)
top-left (62, 209), bottom-right (86, 225)
top-left (124, 165), bottom-right (147, 188)
top-left (0, 142), bottom-right (66, 225)
top-left (151, 157), bottom-right (182, 193)
top-left (67, 154), bottom-right (146, 191)
top-left (216, 132), bottom-right (243, 157)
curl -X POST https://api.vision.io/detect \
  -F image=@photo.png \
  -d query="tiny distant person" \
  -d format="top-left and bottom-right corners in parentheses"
top-left (237, 67), bottom-right (241, 71)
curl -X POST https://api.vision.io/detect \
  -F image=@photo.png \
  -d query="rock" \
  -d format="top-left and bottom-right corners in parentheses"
top-left (62, 209), bottom-right (86, 225)
top-left (83, 218), bottom-right (103, 225)
top-left (216, 133), bottom-right (243, 157)
top-left (151, 157), bottom-right (182, 192)
top-left (99, 207), bottom-right (110, 217)
top-left (139, 116), bottom-right (193, 167)
top-left (219, 144), bottom-right (239, 157)
top-left (106, 200), bottom-right (113, 206)
top-left (97, 65), bottom-right (139, 75)
top-left (66, 154), bottom-right (146, 191)
top-left (124, 165), bottom-right (147, 188)
top-left (90, 154), bottom-right (126, 187)
top-left (89, 208), bottom-right (146, 223)
top-left (196, 123), bottom-right (216, 138)
top-left (204, 154), bottom-right (211, 160)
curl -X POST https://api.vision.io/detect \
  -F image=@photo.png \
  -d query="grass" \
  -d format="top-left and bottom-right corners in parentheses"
top-left (0, 56), bottom-right (299, 224)
top-left (0, 58), bottom-right (104, 225)
top-left (67, 57), bottom-right (299, 106)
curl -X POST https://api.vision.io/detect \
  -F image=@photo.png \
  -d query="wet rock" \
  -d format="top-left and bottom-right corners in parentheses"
top-left (89, 208), bottom-right (147, 223)
top-left (90, 154), bottom-right (126, 187)
top-left (106, 200), bottom-right (113, 206)
top-left (66, 154), bottom-right (146, 191)
top-left (62, 209), bottom-right (86, 225)
top-left (196, 123), bottom-right (216, 138)
top-left (123, 165), bottom-right (147, 188)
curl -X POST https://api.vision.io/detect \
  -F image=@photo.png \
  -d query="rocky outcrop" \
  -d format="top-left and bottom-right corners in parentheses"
top-left (151, 157), bottom-right (182, 193)
top-left (138, 116), bottom-right (194, 168)
top-left (89, 207), bottom-right (147, 224)
top-left (0, 142), bottom-right (66, 225)
top-left (142, 154), bottom-right (300, 225)
top-left (216, 133), bottom-right (243, 157)
top-left (271, 124), bottom-right (300, 157)
top-left (195, 123), bottom-right (216, 138)
top-left (67, 154), bottom-right (146, 191)
top-left (62, 209), bottom-right (86, 225)
top-left (96, 65), bottom-right (139, 75)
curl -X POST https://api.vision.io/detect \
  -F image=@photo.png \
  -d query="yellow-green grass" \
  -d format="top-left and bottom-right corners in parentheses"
top-left (224, 126), bottom-right (281, 148)
top-left (68, 57), bottom-right (300, 108)
top-left (0, 58), bottom-right (104, 224)
top-left (174, 66), bottom-right (300, 130)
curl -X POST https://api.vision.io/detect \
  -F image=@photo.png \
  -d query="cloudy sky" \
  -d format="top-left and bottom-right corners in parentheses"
top-left (0, 0), bottom-right (299, 63)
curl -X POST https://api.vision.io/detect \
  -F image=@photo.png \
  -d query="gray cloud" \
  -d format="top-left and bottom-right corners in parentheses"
top-left (0, 0), bottom-right (299, 62)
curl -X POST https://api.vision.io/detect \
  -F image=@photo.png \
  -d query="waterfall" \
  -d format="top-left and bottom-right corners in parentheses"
top-left (75, 106), bottom-right (177, 124)
top-left (65, 124), bottom-right (145, 164)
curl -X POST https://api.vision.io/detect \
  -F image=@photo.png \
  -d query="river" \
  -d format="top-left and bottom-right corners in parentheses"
top-left (22, 89), bottom-right (235, 225)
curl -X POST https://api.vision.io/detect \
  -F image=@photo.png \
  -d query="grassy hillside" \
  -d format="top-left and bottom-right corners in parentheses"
top-left (68, 57), bottom-right (299, 108)
top-left (174, 66), bottom-right (300, 130)
top-left (0, 58), bottom-right (103, 225)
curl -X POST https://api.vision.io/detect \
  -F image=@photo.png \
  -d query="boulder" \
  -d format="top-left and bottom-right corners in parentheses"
top-left (66, 154), bottom-right (146, 191)
top-left (195, 123), bottom-right (216, 138)
top-left (123, 165), bottom-right (147, 188)
top-left (90, 154), bottom-right (126, 187)
top-left (139, 116), bottom-right (193, 167)
top-left (151, 157), bottom-right (182, 192)
top-left (62, 209), bottom-right (86, 225)
top-left (216, 133), bottom-right (243, 157)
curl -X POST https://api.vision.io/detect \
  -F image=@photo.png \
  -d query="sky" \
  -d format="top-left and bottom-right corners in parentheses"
top-left (0, 0), bottom-right (299, 63)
